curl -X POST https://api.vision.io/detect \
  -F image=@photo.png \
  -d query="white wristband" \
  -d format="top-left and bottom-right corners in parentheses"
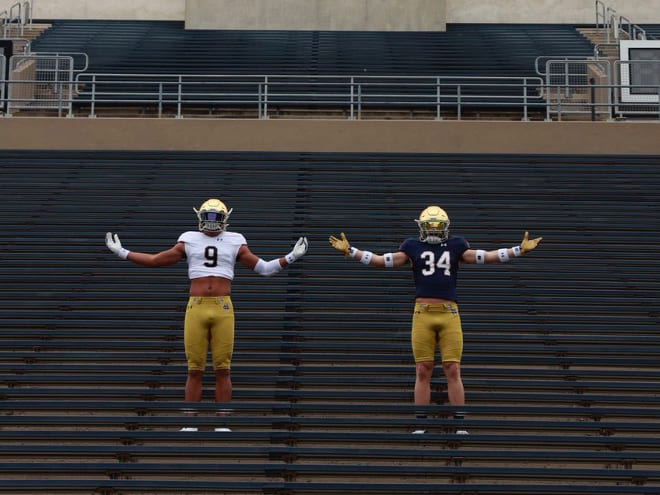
top-left (384, 253), bottom-right (394, 268)
top-left (285, 252), bottom-right (297, 264)
top-left (498, 248), bottom-right (510, 262)
top-left (475, 249), bottom-right (486, 264)
top-left (349, 247), bottom-right (358, 258)
top-left (512, 245), bottom-right (522, 257)
top-left (118, 248), bottom-right (130, 260)
top-left (360, 250), bottom-right (373, 265)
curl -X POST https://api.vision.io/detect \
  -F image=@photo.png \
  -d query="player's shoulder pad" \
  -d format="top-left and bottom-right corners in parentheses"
top-left (177, 231), bottom-right (200, 243)
top-left (222, 231), bottom-right (247, 245)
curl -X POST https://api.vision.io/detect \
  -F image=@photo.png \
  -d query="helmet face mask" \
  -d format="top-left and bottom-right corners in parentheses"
top-left (194, 198), bottom-right (232, 234)
top-left (415, 206), bottom-right (450, 244)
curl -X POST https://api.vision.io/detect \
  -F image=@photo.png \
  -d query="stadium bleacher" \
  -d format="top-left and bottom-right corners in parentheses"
top-left (1, 150), bottom-right (659, 493)
top-left (30, 21), bottom-right (595, 76)
top-left (24, 20), bottom-right (599, 115)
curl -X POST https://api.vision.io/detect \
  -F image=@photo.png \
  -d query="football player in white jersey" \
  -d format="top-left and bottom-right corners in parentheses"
top-left (106, 199), bottom-right (308, 427)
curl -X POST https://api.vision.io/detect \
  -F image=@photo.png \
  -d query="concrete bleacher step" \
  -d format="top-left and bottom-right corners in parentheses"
top-left (31, 21), bottom-right (596, 77)
top-left (1, 150), bottom-right (659, 494)
top-left (0, 403), bottom-right (659, 492)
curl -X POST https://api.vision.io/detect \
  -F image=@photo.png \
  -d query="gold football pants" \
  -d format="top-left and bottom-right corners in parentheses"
top-left (411, 302), bottom-right (463, 363)
top-left (184, 296), bottom-right (235, 371)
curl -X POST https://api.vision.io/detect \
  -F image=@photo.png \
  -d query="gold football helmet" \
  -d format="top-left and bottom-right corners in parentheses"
top-left (193, 198), bottom-right (232, 233)
top-left (415, 206), bottom-right (450, 244)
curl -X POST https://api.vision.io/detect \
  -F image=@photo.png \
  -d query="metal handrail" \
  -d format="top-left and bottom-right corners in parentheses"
top-left (534, 55), bottom-right (596, 76)
top-left (3, 65), bottom-right (659, 121)
top-left (0, 1), bottom-right (32, 37)
top-left (23, 0), bottom-right (30, 26)
top-left (35, 51), bottom-right (89, 72)
top-left (544, 57), bottom-right (613, 120)
top-left (593, 43), bottom-right (619, 59)
top-left (595, 0), bottom-right (606, 30)
top-left (0, 55), bottom-right (5, 105)
top-left (619, 15), bottom-right (647, 41)
top-left (595, 1), bottom-right (654, 43)
top-left (73, 72), bottom-right (546, 119)
top-left (0, 10), bottom-right (9, 36)
top-left (545, 81), bottom-right (660, 120)
top-left (7, 1), bottom-right (23, 36)
top-left (6, 53), bottom-right (74, 117)
top-left (606, 6), bottom-right (617, 43)
top-left (9, 1), bottom-right (20, 19)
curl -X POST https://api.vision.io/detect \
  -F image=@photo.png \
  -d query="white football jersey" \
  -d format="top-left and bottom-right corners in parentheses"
top-left (177, 230), bottom-right (247, 280)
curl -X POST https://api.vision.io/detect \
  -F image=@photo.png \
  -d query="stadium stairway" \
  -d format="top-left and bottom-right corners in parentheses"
top-left (1, 150), bottom-right (659, 494)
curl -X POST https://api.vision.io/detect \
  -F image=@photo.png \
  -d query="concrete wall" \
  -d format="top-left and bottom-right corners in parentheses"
top-left (1, 118), bottom-right (659, 155)
top-left (446, 0), bottom-right (660, 24)
top-left (185, 0), bottom-right (446, 31)
top-left (16, 0), bottom-right (185, 21)
top-left (15, 0), bottom-right (660, 24)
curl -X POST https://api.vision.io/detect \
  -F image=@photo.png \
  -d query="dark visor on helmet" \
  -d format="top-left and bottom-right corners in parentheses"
top-left (204, 212), bottom-right (224, 221)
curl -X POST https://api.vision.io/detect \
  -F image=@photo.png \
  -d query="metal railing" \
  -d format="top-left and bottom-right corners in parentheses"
top-left (595, 0), bottom-right (654, 43)
top-left (545, 81), bottom-right (660, 121)
top-left (0, 54), bottom-right (5, 106)
top-left (619, 15), bottom-right (647, 41)
top-left (36, 51), bottom-right (88, 72)
top-left (544, 58), bottom-right (612, 120)
top-left (6, 54), bottom-right (74, 116)
top-left (70, 73), bottom-right (546, 120)
top-left (1, 1), bottom-right (26, 37)
top-left (0, 56), bottom-right (658, 121)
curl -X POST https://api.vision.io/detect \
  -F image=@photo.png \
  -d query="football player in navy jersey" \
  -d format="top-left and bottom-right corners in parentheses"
top-left (329, 206), bottom-right (541, 433)
top-left (106, 199), bottom-right (308, 430)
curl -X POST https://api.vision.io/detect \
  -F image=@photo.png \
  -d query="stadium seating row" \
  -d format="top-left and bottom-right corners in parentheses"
top-left (1, 150), bottom-right (659, 493)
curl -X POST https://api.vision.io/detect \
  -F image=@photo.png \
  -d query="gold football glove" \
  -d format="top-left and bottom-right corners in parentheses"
top-left (520, 231), bottom-right (543, 254)
top-left (328, 232), bottom-right (351, 256)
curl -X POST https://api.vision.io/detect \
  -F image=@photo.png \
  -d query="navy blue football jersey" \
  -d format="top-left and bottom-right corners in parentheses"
top-left (399, 236), bottom-right (470, 301)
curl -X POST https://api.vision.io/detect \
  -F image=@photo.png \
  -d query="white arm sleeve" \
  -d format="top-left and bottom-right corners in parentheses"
top-left (253, 258), bottom-right (283, 277)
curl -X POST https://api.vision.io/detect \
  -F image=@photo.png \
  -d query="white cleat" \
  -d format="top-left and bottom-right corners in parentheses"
top-left (214, 427), bottom-right (232, 432)
top-left (456, 429), bottom-right (469, 435)
top-left (179, 427), bottom-right (198, 432)
top-left (412, 429), bottom-right (427, 435)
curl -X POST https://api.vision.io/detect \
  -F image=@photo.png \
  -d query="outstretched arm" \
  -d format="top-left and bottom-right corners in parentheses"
top-left (461, 231), bottom-right (543, 264)
top-left (328, 232), bottom-right (409, 268)
top-left (240, 236), bottom-right (308, 277)
top-left (105, 232), bottom-right (185, 267)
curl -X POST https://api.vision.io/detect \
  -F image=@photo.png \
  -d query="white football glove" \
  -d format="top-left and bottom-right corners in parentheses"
top-left (105, 232), bottom-right (130, 260)
top-left (285, 236), bottom-right (308, 264)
